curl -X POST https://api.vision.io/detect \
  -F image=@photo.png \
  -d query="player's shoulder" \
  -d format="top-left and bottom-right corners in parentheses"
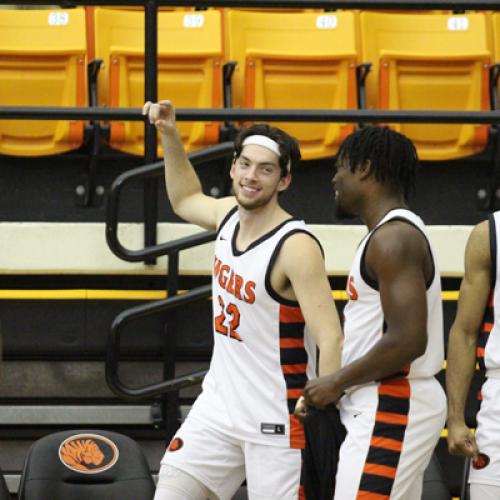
top-left (369, 219), bottom-right (427, 259)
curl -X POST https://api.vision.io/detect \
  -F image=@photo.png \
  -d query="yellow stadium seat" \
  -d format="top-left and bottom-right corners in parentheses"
top-left (93, 8), bottom-right (223, 156)
top-left (360, 12), bottom-right (491, 161)
top-left (225, 10), bottom-right (358, 160)
top-left (0, 8), bottom-right (87, 156)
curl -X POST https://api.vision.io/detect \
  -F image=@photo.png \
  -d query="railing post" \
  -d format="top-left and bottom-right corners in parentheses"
top-left (144, 0), bottom-right (159, 265)
top-left (163, 251), bottom-right (181, 442)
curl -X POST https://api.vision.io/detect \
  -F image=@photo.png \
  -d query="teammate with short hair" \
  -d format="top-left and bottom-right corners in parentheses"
top-left (447, 215), bottom-right (500, 500)
top-left (143, 100), bottom-right (343, 500)
top-left (302, 126), bottom-right (446, 499)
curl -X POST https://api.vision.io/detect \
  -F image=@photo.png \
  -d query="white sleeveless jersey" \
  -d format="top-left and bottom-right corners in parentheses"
top-left (342, 208), bottom-right (444, 379)
top-left (477, 211), bottom-right (500, 371)
top-left (189, 208), bottom-right (318, 448)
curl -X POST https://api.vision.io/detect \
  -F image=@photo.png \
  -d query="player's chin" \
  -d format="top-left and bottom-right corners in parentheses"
top-left (334, 202), bottom-right (355, 221)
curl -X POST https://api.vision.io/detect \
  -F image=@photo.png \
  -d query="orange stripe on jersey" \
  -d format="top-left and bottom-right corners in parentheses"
top-left (477, 347), bottom-right (485, 358)
top-left (363, 463), bottom-right (397, 479)
top-left (298, 485), bottom-right (306, 500)
top-left (378, 383), bottom-right (411, 399)
top-left (287, 388), bottom-right (303, 399)
top-left (280, 338), bottom-right (305, 349)
top-left (282, 363), bottom-right (308, 374)
top-left (280, 304), bottom-right (305, 324)
top-left (356, 491), bottom-right (390, 499)
top-left (483, 322), bottom-right (493, 333)
top-left (375, 411), bottom-right (408, 426)
top-left (370, 436), bottom-right (403, 452)
top-left (289, 415), bottom-right (305, 449)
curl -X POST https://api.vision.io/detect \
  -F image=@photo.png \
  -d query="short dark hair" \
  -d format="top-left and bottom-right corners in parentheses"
top-left (233, 124), bottom-right (301, 177)
top-left (337, 126), bottom-right (419, 200)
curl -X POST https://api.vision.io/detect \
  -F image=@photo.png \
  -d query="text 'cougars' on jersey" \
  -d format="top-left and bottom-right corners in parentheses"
top-left (214, 257), bottom-right (256, 304)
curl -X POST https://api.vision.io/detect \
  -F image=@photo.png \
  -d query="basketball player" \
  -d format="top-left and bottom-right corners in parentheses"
top-left (143, 100), bottom-right (343, 500)
top-left (447, 215), bottom-right (500, 500)
top-left (302, 126), bottom-right (446, 499)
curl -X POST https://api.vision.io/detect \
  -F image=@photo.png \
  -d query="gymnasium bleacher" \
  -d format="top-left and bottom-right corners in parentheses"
top-left (0, 1), bottom-right (499, 499)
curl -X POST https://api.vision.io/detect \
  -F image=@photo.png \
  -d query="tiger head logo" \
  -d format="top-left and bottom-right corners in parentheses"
top-left (58, 434), bottom-right (119, 474)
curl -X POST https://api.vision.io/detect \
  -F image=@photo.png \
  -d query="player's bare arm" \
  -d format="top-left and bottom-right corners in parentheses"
top-left (143, 100), bottom-right (236, 229)
top-left (446, 221), bottom-right (490, 459)
top-left (272, 232), bottom-right (343, 378)
top-left (303, 221), bottom-right (430, 408)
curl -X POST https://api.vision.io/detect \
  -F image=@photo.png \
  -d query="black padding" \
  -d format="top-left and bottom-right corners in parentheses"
top-left (422, 453), bottom-right (452, 500)
top-left (18, 429), bottom-right (155, 500)
top-left (0, 467), bottom-right (11, 500)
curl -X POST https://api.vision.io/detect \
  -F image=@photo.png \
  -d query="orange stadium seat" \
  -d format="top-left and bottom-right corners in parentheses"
top-left (225, 9), bottom-right (358, 160)
top-left (93, 7), bottom-right (223, 157)
top-left (360, 12), bottom-right (491, 161)
top-left (0, 8), bottom-right (87, 157)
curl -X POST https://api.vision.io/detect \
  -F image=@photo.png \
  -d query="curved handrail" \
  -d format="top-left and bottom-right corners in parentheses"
top-left (106, 284), bottom-right (212, 399)
top-left (105, 141), bottom-right (234, 262)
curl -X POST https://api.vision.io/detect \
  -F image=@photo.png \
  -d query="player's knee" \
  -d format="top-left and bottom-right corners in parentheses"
top-left (154, 464), bottom-right (214, 500)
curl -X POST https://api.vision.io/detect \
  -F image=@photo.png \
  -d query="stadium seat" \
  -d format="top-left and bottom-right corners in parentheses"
top-left (93, 8), bottom-right (223, 156)
top-left (0, 8), bottom-right (87, 156)
top-left (0, 468), bottom-right (10, 500)
top-left (17, 429), bottom-right (155, 500)
top-left (360, 12), bottom-right (491, 161)
top-left (225, 10), bottom-right (358, 160)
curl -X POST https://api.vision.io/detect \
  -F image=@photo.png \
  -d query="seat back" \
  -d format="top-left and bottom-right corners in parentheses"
top-left (225, 9), bottom-right (358, 160)
top-left (360, 12), bottom-right (491, 161)
top-left (0, 467), bottom-right (10, 500)
top-left (0, 8), bottom-right (87, 156)
top-left (94, 8), bottom-right (223, 156)
top-left (18, 429), bottom-right (155, 500)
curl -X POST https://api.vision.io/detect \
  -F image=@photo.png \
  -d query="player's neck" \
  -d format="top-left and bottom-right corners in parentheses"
top-left (236, 203), bottom-right (291, 249)
top-left (360, 194), bottom-right (407, 231)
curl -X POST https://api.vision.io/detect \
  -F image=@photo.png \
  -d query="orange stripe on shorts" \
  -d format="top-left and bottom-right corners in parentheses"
top-left (363, 463), bottom-right (397, 479)
top-left (280, 338), bottom-right (305, 348)
top-left (375, 411), bottom-right (408, 426)
top-left (356, 490), bottom-right (390, 499)
top-left (282, 363), bottom-right (307, 374)
top-left (370, 436), bottom-right (403, 452)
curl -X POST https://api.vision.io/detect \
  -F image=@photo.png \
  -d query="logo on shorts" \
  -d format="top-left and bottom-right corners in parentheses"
top-left (472, 453), bottom-right (490, 470)
top-left (58, 433), bottom-right (119, 474)
top-left (261, 423), bottom-right (285, 435)
top-left (167, 437), bottom-right (183, 452)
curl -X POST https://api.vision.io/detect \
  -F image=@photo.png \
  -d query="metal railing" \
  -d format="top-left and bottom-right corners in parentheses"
top-left (105, 141), bottom-right (233, 438)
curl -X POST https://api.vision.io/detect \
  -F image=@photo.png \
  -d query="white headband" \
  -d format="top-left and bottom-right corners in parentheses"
top-left (241, 135), bottom-right (291, 172)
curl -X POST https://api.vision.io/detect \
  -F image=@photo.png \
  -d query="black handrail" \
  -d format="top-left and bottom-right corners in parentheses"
top-left (105, 141), bottom-right (234, 262)
top-left (2, 106), bottom-right (500, 123)
top-left (106, 284), bottom-right (211, 399)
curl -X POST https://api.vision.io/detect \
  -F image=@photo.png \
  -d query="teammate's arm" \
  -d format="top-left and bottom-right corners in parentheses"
top-left (279, 233), bottom-right (343, 377)
top-left (143, 100), bottom-right (236, 229)
top-left (447, 221), bottom-right (490, 459)
top-left (303, 222), bottom-right (430, 408)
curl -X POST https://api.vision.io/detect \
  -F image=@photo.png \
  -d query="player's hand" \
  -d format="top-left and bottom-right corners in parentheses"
top-left (294, 395), bottom-right (308, 421)
top-left (303, 373), bottom-right (343, 410)
top-left (447, 421), bottom-right (479, 459)
top-left (142, 100), bottom-right (176, 135)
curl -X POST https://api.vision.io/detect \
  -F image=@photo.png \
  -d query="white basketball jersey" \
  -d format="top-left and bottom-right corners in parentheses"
top-left (342, 208), bottom-right (444, 379)
top-left (189, 208), bottom-right (318, 448)
top-left (477, 211), bottom-right (500, 371)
